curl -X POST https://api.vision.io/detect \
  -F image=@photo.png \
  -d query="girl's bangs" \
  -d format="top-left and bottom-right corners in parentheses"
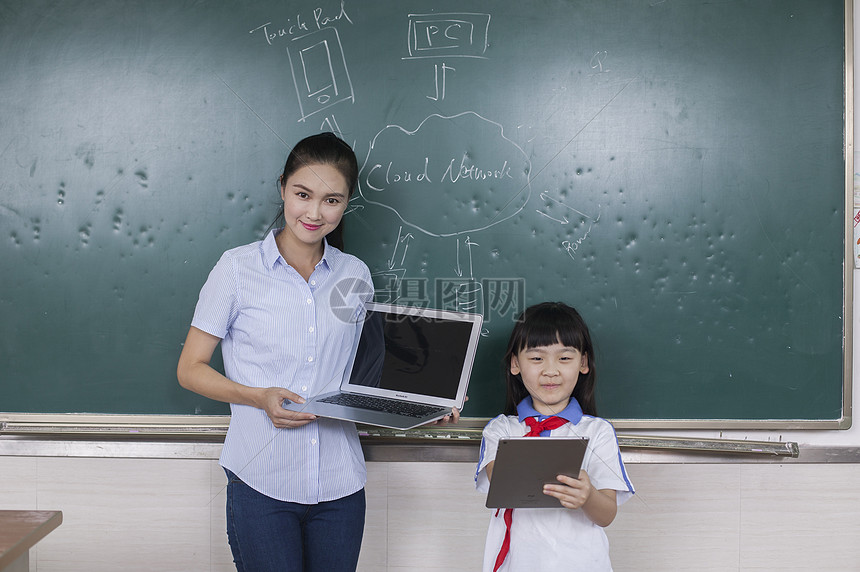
top-left (515, 311), bottom-right (586, 353)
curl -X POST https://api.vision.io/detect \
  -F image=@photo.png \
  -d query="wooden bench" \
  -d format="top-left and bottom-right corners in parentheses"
top-left (0, 511), bottom-right (63, 572)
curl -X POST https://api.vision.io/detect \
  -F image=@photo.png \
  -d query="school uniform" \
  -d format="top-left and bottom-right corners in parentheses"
top-left (475, 398), bottom-right (635, 572)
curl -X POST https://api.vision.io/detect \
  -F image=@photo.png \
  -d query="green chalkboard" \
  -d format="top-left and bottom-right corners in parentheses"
top-left (0, 0), bottom-right (849, 426)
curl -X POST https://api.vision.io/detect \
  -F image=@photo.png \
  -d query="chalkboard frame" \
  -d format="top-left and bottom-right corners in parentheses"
top-left (0, 0), bottom-right (853, 433)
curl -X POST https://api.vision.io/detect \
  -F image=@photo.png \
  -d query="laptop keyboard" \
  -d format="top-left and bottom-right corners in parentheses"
top-left (318, 393), bottom-right (446, 418)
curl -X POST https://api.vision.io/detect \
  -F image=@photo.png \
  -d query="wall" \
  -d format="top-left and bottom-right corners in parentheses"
top-left (3, 455), bottom-right (860, 572)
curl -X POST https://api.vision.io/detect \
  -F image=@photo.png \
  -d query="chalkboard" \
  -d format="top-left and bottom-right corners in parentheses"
top-left (0, 0), bottom-right (850, 427)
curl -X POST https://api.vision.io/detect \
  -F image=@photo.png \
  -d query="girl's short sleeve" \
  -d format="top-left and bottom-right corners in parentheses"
top-left (191, 253), bottom-right (238, 339)
top-left (583, 420), bottom-right (635, 505)
top-left (474, 415), bottom-right (515, 493)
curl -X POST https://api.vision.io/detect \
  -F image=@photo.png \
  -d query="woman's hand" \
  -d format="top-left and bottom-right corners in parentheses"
top-left (430, 406), bottom-right (461, 425)
top-left (178, 328), bottom-right (318, 430)
top-left (256, 387), bottom-right (317, 429)
top-left (428, 395), bottom-right (468, 425)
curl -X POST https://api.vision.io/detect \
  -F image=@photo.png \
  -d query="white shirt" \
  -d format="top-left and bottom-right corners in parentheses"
top-left (192, 230), bottom-right (373, 503)
top-left (475, 398), bottom-right (635, 572)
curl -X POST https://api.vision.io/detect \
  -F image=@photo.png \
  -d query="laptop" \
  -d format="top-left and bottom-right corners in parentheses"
top-left (283, 302), bottom-right (483, 430)
top-left (485, 437), bottom-right (589, 508)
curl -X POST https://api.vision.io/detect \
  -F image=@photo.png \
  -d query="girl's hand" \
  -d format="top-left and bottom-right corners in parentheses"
top-left (543, 469), bottom-right (619, 527)
top-left (543, 469), bottom-right (594, 510)
top-left (257, 387), bottom-right (317, 429)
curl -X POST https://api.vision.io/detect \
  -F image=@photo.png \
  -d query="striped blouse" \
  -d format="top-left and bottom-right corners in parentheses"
top-left (191, 229), bottom-right (373, 503)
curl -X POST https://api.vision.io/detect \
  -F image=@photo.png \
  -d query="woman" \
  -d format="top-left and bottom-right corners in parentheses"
top-left (177, 132), bottom-right (374, 571)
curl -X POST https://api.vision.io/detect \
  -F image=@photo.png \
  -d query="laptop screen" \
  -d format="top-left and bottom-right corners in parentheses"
top-left (345, 304), bottom-right (480, 400)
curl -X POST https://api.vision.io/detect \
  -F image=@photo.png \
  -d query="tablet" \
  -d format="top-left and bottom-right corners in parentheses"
top-left (485, 437), bottom-right (589, 509)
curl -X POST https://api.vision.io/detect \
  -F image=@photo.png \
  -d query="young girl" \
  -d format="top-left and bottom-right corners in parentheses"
top-left (475, 302), bottom-right (634, 572)
top-left (177, 132), bottom-right (375, 572)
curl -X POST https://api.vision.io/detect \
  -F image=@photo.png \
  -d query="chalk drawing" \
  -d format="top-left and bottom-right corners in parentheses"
top-left (287, 27), bottom-right (354, 122)
top-left (403, 13), bottom-right (490, 60)
top-left (427, 63), bottom-right (456, 101)
top-left (358, 111), bottom-right (532, 237)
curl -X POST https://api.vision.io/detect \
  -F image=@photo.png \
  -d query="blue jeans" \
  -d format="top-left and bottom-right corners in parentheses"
top-left (224, 469), bottom-right (366, 572)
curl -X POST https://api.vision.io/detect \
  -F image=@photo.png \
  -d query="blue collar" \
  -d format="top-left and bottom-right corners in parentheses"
top-left (261, 229), bottom-right (281, 270)
top-left (262, 229), bottom-right (335, 272)
top-left (516, 396), bottom-right (584, 425)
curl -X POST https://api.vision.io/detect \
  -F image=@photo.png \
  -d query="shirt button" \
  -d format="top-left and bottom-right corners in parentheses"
top-left (306, 298), bottom-right (312, 304)
top-left (301, 385), bottom-right (308, 392)
top-left (308, 326), bottom-right (314, 333)
top-left (307, 356), bottom-right (314, 362)
top-left (310, 280), bottom-right (317, 286)
top-left (311, 439), bottom-right (317, 445)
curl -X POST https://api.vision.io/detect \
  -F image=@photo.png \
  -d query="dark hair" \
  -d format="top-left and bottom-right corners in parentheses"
top-left (271, 132), bottom-right (358, 250)
top-left (502, 302), bottom-right (597, 417)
